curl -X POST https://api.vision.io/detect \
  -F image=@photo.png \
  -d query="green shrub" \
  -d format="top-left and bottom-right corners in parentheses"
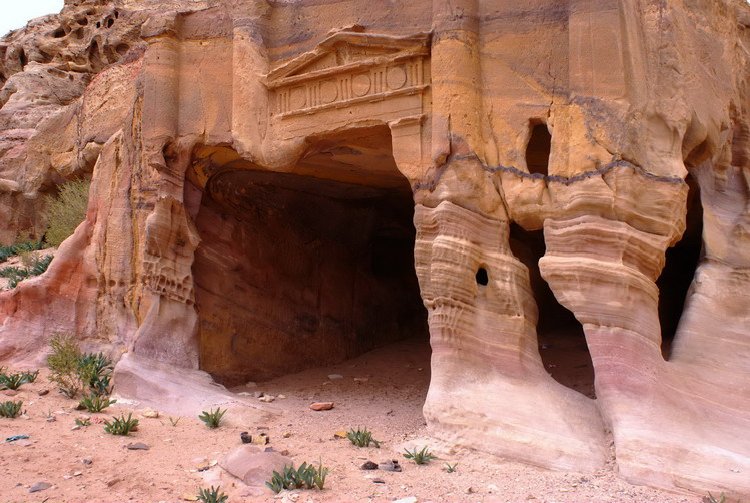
top-left (0, 240), bottom-right (43, 263)
top-left (403, 446), bottom-right (437, 465)
top-left (0, 254), bottom-right (53, 289)
top-left (197, 486), bottom-right (228, 503)
top-left (47, 333), bottom-right (85, 397)
top-left (266, 462), bottom-right (328, 494)
top-left (103, 413), bottom-right (139, 435)
top-left (198, 408), bottom-right (226, 429)
top-left (0, 400), bottom-right (24, 418)
top-left (78, 352), bottom-right (113, 396)
top-left (44, 179), bottom-right (90, 247)
top-left (75, 417), bottom-right (91, 427)
top-left (0, 370), bottom-right (37, 390)
top-left (79, 394), bottom-right (116, 413)
top-left (346, 427), bottom-right (381, 448)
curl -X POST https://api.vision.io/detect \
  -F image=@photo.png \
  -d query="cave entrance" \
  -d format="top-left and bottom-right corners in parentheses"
top-left (190, 125), bottom-right (430, 387)
top-left (509, 223), bottom-right (595, 398)
top-left (658, 174), bottom-right (703, 359)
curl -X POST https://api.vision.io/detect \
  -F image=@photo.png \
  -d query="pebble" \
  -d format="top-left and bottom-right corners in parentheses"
top-left (309, 402), bottom-right (334, 411)
top-left (180, 494), bottom-right (199, 501)
top-left (240, 432), bottom-right (252, 444)
top-left (277, 394), bottom-right (286, 399)
top-left (353, 377), bottom-right (369, 383)
top-left (361, 460), bottom-right (378, 470)
top-left (141, 408), bottom-right (159, 418)
top-left (372, 478), bottom-right (386, 484)
top-left (126, 442), bottom-right (149, 450)
top-left (327, 374), bottom-right (344, 380)
top-left (81, 458), bottom-right (93, 465)
top-left (38, 389), bottom-right (49, 396)
top-left (46, 416), bottom-right (56, 422)
top-left (282, 432), bottom-right (292, 438)
top-left (29, 482), bottom-right (52, 493)
top-left (378, 459), bottom-right (402, 472)
top-left (394, 498), bottom-right (417, 503)
top-left (259, 395), bottom-right (275, 403)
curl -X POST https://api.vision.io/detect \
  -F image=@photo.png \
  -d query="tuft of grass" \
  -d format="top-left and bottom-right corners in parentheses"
top-left (79, 394), bottom-right (116, 413)
top-left (198, 408), bottom-right (226, 429)
top-left (403, 446), bottom-right (437, 465)
top-left (346, 427), bottom-right (381, 448)
top-left (169, 417), bottom-right (180, 427)
top-left (75, 417), bottom-right (91, 427)
top-left (0, 240), bottom-right (43, 263)
top-left (197, 485), bottom-right (228, 503)
top-left (704, 492), bottom-right (726, 503)
top-left (44, 179), bottom-right (90, 247)
top-left (0, 370), bottom-right (37, 390)
top-left (103, 413), bottom-right (139, 436)
top-left (0, 400), bottom-right (24, 418)
top-left (266, 461), bottom-right (328, 494)
top-left (444, 462), bottom-right (458, 473)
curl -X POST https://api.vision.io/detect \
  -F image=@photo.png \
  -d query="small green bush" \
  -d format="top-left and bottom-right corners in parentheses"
top-left (0, 254), bottom-right (53, 289)
top-left (198, 408), bottom-right (226, 429)
top-left (197, 486), bottom-right (228, 503)
top-left (0, 400), bottom-right (24, 418)
top-left (403, 446), bottom-right (437, 465)
top-left (266, 462), bottom-right (328, 494)
top-left (79, 394), bottom-right (116, 413)
top-left (0, 240), bottom-right (43, 263)
top-left (44, 179), bottom-right (90, 247)
top-left (103, 413), bottom-right (139, 435)
top-left (0, 370), bottom-right (37, 390)
top-left (47, 333), bottom-right (85, 397)
top-left (78, 352), bottom-right (113, 396)
top-left (346, 427), bottom-right (380, 448)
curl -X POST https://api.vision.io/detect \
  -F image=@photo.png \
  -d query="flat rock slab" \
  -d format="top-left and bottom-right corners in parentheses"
top-left (220, 445), bottom-right (291, 487)
top-left (126, 442), bottom-right (149, 450)
top-left (29, 481), bottom-right (52, 493)
top-left (309, 402), bottom-right (334, 411)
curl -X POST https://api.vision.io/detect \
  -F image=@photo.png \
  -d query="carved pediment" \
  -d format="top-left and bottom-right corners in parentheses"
top-left (265, 29), bottom-right (431, 119)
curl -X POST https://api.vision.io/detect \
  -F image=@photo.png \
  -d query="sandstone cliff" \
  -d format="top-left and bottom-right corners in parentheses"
top-left (0, 0), bottom-right (748, 498)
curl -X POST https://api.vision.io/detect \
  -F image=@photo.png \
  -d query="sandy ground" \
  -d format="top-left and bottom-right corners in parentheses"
top-left (0, 338), bottom-right (707, 503)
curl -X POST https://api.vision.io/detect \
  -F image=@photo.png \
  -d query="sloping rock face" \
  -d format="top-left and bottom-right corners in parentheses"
top-left (0, 0), bottom-right (748, 498)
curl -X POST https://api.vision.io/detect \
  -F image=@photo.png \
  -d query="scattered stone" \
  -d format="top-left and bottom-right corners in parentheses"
top-left (259, 395), bottom-right (275, 403)
top-left (196, 460), bottom-right (210, 472)
top-left (361, 461), bottom-right (378, 470)
top-left (126, 442), bottom-right (150, 450)
top-left (327, 374), bottom-right (344, 380)
top-left (394, 497), bottom-right (417, 503)
top-left (372, 478), bottom-right (386, 484)
top-left (46, 415), bottom-right (56, 422)
top-left (180, 494), bottom-right (199, 501)
top-left (309, 402), bottom-right (334, 411)
top-left (252, 391), bottom-right (265, 398)
top-left (238, 392), bottom-right (252, 397)
top-left (353, 377), bottom-right (369, 383)
top-left (15, 439), bottom-right (33, 447)
top-left (277, 394), bottom-right (286, 399)
top-left (107, 478), bottom-right (121, 487)
top-left (38, 389), bottom-right (49, 396)
top-left (333, 430), bottom-right (348, 439)
top-left (81, 458), bottom-right (93, 466)
top-left (141, 408), bottom-right (159, 418)
top-left (282, 432), bottom-right (291, 438)
top-left (240, 431), bottom-right (252, 444)
top-left (5, 434), bottom-right (29, 443)
top-left (378, 459), bottom-right (402, 472)
top-left (466, 487), bottom-right (475, 494)
top-left (29, 482), bottom-right (52, 493)
top-left (254, 432), bottom-right (270, 445)
top-left (487, 483), bottom-right (499, 493)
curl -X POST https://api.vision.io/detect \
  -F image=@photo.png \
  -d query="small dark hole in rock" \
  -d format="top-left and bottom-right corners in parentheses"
top-left (107, 18), bottom-right (114, 28)
top-left (476, 267), bottom-right (489, 286)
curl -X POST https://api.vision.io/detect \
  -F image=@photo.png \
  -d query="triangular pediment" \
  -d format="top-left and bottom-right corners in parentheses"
top-left (265, 29), bottom-right (430, 89)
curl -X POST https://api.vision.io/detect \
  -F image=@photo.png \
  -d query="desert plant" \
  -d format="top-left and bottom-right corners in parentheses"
top-left (79, 394), bottom-right (116, 413)
top-left (78, 352), bottom-right (113, 396)
top-left (75, 417), bottom-right (91, 427)
top-left (0, 240), bottom-right (43, 263)
top-left (197, 486), bottom-right (228, 503)
top-left (0, 370), bottom-right (37, 390)
top-left (198, 407), bottom-right (226, 429)
top-left (47, 333), bottom-right (85, 397)
top-left (346, 427), bottom-right (381, 448)
top-left (403, 446), bottom-right (437, 465)
top-left (266, 461), bottom-right (328, 494)
top-left (103, 413), bottom-right (139, 436)
top-left (0, 400), bottom-right (24, 418)
top-left (704, 493), bottom-right (726, 503)
top-left (44, 179), bottom-right (90, 247)
top-left (444, 462), bottom-right (458, 473)
top-left (0, 255), bottom-right (53, 289)
top-left (169, 417), bottom-right (180, 427)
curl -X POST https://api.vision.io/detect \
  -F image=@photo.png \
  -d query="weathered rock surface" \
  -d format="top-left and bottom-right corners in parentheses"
top-left (0, 0), bottom-right (748, 499)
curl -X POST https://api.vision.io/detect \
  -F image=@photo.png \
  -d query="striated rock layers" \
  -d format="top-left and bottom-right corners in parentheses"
top-left (0, 0), bottom-right (749, 498)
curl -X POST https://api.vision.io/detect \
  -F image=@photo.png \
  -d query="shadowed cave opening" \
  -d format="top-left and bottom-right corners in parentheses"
top-left (190, 127), bottom-right (430, 387)
top-left (509, 223), bottom-right (595, 398)
top-left (525, 121), bottom-right (552, 176)
top-left (658, 174), bottom-right (703, 359)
